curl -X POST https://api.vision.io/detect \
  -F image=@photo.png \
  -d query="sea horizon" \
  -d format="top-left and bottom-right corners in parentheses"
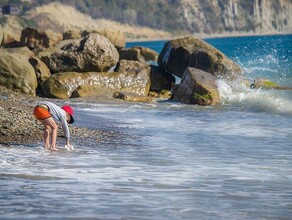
top-left (126, 32), bottom-right (292, 43)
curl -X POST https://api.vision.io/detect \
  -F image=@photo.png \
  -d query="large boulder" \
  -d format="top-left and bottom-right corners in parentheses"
top-left (114, 59), bottom-right (151, 95)
top-left (63, 29), bottom-right (126, 49)
top-left (28, 57), bottom-right (51, 94)
top-left (0, 51), bottom-right (37, 96)
top-left (158, 36), bottom-right (242, 79)
top-left (20, 27), bottom-right (62, 49)
top-left (41, 33), bottom-right (119, 73)
top-left (150, 65), bottom-right (175, 92)
top-left (171, 67), bottom-right (219, 106)
top-left (42, 70), bottom-right (150, 99)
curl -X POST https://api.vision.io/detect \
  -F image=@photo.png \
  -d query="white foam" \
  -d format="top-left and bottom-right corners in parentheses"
top-left (217, 79), bottom-right (292, 115)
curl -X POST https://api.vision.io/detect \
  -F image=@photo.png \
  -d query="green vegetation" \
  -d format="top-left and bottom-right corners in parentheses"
top-left (0, 17), bottom-right (8, 24)
top-left (0, 16), bottom-right (37, 28)
top-left (0, 0), bottom-right (22, 5)
top-left (192, 92), bottom-right (212, 105)
top-left (261, 80), bottom-right (279, 89)
top-left (17, 16), bottom-right (37, 28)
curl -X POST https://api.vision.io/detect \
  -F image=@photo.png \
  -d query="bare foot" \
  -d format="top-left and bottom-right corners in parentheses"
top-left (50, 147), bottom-right (59, 151)
top-left (44, 145), bottom-right (50, 149)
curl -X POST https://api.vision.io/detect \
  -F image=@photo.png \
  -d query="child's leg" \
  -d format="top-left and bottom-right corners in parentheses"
top-left (50, 123), bottom-right (58, 150)
top-left (44, 125), bottom-right (51, 149)
top-left (41, 117), bottom-right (58, 150)
top-left (40, 119), bottom-right (51, 149)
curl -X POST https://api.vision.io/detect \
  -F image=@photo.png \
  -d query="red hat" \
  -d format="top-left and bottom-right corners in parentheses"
top-left (62, 105), bottom-right (74, 124)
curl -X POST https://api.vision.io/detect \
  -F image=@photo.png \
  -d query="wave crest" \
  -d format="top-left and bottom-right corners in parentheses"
top-left (217, 79), bottom-right (292, 115)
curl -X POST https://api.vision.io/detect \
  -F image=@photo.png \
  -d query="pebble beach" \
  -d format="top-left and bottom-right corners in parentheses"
top-left (0, 86), bottom-right (115, 147)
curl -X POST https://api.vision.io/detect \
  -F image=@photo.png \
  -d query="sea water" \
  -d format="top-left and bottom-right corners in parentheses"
top-left (0, 35), bottom-right (291, 219)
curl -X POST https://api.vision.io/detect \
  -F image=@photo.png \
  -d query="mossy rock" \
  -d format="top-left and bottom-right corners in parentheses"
top-left (171, 67), bottom-right (219, 106)
top-left (192, 93), bottom-right (213, 106)
top-left (250, 79), bottom-right (287, 90)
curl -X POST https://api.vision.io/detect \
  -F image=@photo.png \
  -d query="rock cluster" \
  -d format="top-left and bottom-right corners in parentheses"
top-left (0, 26), bottom-right (246, 106)
top-left (158, 37), bottom-right (242, 105)
top-left (2, 26), bottom-right (273, 146)
top-left (0, 27), bottom-right (173, 101)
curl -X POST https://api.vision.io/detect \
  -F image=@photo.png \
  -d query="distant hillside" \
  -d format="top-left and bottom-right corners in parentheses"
top-left (0, 0), bottom-right (291, 41)
top-left (0, 2), bottom-right (172, 41)
top-left (22, 0), bottom-right (292, 35)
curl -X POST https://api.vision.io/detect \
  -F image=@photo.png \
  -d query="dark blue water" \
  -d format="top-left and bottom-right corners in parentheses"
top-left (1, 35), bottom-right (291, 219)
top-left (128, 35), bottom-right (292, 86)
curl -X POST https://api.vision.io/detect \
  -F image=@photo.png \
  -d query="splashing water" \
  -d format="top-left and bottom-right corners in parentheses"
top-left (217, 79), bottom-right (292, 115)
top-left (206, 35), bottom-right (292, 87)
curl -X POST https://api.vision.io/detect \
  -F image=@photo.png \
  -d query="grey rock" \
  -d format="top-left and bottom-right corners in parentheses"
top-left (42, 33), bottom-right (119, 73)
top-left (171, 67), bottom-right (219, 105)
top-left (158, 36), bottom-right (242, 79)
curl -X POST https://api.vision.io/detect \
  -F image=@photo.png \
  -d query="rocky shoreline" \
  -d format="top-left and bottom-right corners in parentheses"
top-left (0, 86), bottom-right (120, 147)
top-left (2, 26), bottom-right (289, 147)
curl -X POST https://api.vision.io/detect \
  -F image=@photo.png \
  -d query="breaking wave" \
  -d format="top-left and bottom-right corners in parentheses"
top-left (217, 79), bottom-right (292, 115)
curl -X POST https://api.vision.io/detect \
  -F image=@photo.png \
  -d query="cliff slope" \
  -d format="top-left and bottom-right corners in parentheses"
top-left (176, 0), bottom-right (291, 35)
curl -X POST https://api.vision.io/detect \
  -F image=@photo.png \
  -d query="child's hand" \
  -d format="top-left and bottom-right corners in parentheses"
top-left (65, 144), bottom-right (74, 151)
